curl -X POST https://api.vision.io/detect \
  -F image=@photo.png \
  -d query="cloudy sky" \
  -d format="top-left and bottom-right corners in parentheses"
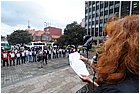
top-left (1, 0), bottom-right (85, 36)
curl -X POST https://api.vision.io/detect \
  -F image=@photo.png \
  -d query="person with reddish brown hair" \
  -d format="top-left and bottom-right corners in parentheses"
top-left (80, 15), bottom-right (139, 93)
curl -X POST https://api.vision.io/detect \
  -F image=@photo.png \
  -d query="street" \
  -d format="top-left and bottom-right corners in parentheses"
top-left (1, 57), bottom-right (87, 93)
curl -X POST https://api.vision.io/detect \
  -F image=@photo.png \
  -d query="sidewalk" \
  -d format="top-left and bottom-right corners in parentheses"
top-left (1, 67), bottom-right (87, 93)
top-left (1, 58), bottom-right (87, 93)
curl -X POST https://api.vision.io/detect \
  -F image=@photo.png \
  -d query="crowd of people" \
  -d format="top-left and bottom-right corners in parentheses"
top-left (1, 45), bottom-right (80, 68)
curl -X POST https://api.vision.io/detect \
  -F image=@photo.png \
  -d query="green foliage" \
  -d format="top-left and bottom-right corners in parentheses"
top-left (57, 21), bottom-right (85, 48)
top-left (7, 30), bottom-right (32, 45)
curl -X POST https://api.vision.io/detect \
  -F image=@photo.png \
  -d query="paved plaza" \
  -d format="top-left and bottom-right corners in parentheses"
top-left (1, 57), bottom-right (87, 93)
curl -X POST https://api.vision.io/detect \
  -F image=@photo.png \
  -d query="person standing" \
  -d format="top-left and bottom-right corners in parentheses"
top-left (25, 49), bottom-right (29, 63)
top-left (21, 50), bottom-right (25, 64)
top-left (62, 49), bottom-right (66, 58)
top-left (1, 49), bottom-right (9, 67)
top-left (9, 50), bottom-right (16, 66)
top-left (48, 48), bottom-right (52, 59)
top-left (37, 50), bottom-right (43, 68)
top-left (43, 50), bottom-right (47, 64)
top-left (16, 50), bottom-right (21, 65)
top-left (59, 49), bottom-right (62, 58)
top-left (32, 48), bottom-right (37, 63)
top-left (28, 49), bottom-right (33, 63)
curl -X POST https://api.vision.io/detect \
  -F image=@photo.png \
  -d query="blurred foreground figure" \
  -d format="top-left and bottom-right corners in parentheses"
top-left (80, 15), bottom-right (139, 93)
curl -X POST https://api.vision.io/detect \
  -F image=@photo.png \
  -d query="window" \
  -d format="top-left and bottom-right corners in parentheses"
top-left (88, 29), bottom-right (90, 35)
top-left (100, 19), bottom-right (103, 23)
top-left (121, 1), bottom-right (130, 16)
top-left (89, 8), bottom-right (91, 12)
top-left (105, 1), bottom-right (108, 8)
top-left (115, 1), bottom-right (120, 4)
top-left (89, 15), bottom-right (91, 19)
top-left (109, 9), bottom-right (113, 14)
top-left (96, 1), bottom-right (99, 3)
top-left (89, 22), bottom-right (91, 25)
top-left (92, 14), bottom-right (95, 17)
top-left (96, 5), bottom-right (99, 10)
top-left (92, 7), bottom-right (95, 11)
top-left (96, 12), bottom-right (99, 17)
top-left (89, 1), bottom-right (91, 6)
top-left (100, 12), bottom-right (103, 16)
top-left (100, 4), bottom-right (103, 8)
top-left (92, 28), bottom-right (94, 36)
top-left (109, 1), bottom-right (113, 6)
top-left (92, 1), bottom-right (95, 5)
top-left (92, 21), bottom-right (95, 25)
top-left (100, 1), bottom-right (103, 4)
top-left (115, 7), bottom-right (119, 12)
top-left (132, 1), bottom-right (139, 14)
top-left (96, 20), bottom-right (98, 24)
top-left (104, 10), bottom-right (108, 15)
top-left (95, 28), bottom-right (98, 37)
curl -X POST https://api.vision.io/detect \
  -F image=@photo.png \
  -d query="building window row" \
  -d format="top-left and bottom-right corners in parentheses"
top-left (85, 1), bottom-right (139, 38)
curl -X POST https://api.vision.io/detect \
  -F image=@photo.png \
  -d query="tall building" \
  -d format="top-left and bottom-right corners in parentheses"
top-left (85, 1), bottom-right (139, 45)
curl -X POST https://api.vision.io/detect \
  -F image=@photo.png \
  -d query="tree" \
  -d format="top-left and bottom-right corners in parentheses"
top-left (7, 30), bottom-right (32, 45)
top-left (57, 21), bottom-right (85, 48)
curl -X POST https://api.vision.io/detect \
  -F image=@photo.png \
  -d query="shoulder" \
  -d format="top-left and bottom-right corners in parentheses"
top-left (95, 77), bottom-right (139, 93)
top-left (95, 84), bottom-right (121, 93)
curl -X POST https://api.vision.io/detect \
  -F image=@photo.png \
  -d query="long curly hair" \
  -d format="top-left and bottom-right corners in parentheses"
top-left (96, 15), bottom-right (139, 84)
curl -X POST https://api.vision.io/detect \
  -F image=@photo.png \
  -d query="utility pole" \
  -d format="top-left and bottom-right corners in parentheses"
top-left (28, 20), bottom-right (30, 29)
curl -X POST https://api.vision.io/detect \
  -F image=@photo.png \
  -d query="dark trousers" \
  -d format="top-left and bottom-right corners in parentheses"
top-left (10, 58), bottom-right (15, 66)
top-left (21, 56), bottom-right (25, 64)
top-left (3, 60), bottom-right (8, 67)
top-left (49, 54), bottom-right (51, 59)
top-left (44, 57), bottom-right (47, 64)
top-left (33, 55), bottom-right (36, 62)
top-left (16, 57), bottom-right (20, 65)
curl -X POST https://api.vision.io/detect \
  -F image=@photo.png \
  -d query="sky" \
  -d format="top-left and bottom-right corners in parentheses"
top-left (1, 0), bottom-right (85, 36)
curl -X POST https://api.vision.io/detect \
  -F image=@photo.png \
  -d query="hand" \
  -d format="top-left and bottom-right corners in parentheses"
top-left (80, 75), bottom-right (93, 83)
top-left (80, 75), bottom-right (99, 87)
top-left (80, 55), bottom-right (87, 61)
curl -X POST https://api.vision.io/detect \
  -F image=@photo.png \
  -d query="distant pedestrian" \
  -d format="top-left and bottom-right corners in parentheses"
top-left (9, 50), bottom-right (16, 66)
top-left (53, 49), bottom-right (56, 59)
top-left (21, 50), bottom-right (25, 64)
top-left (43, 50), bottom-right (48, 64)
top-left (56, 49), bottom-right (59, 58)
top-left (29, 49), bottom-right (33, 63)
top-left (37, 50), bottom-right (43, 68)
top-left (16, 50), bottom-right (21, 65)
top-left (1, 49), bottom-right (9, 67)
top-left (62, 49), bottom-right (66, 58)
top-left (59, 49), bottom-right (62, 58)
top-left (32, 49), bottom-right (37, 63)
top-left (48, 49), bottom-right (52, 59)
top-left (25, 49), bottom-right (29, 63)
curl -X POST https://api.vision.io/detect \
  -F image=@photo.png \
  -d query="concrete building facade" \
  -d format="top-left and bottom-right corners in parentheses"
top-left (85, 1), bottom-right (139, 45)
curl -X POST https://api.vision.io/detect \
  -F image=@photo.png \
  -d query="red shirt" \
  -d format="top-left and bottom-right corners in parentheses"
top-left (8, 52), bottom-right (16, 60)
top-left (1, 52), bottom-right (9, 60)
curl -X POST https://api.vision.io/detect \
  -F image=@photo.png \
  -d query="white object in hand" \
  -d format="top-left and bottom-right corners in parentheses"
top-left (69, 52), bottom-right (89, 78)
